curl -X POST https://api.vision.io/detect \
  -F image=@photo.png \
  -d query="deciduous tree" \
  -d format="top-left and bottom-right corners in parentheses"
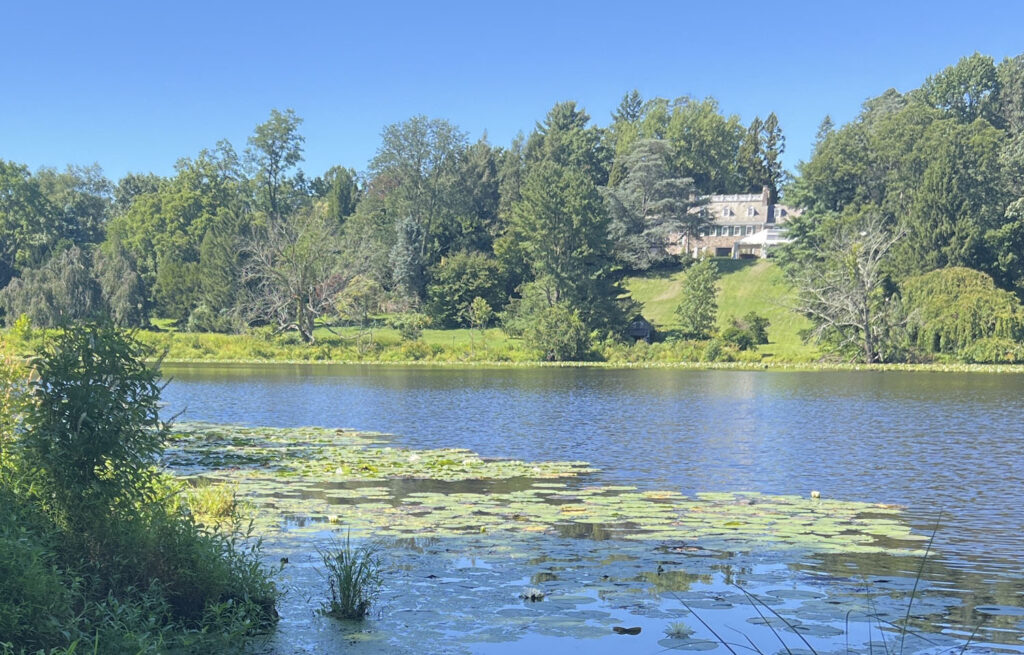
top-left (242, 207), bottom-right (350, 343)
top-left (793, 213), bottom-right (906, 363)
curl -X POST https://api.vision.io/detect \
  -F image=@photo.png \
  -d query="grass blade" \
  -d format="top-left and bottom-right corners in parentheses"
top-left (899, 514), bottom-right (941, 655)
top-left (733, 584), bottom-right (818, 655)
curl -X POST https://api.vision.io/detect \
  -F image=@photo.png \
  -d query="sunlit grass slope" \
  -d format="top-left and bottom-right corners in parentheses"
top-left (622, 259), bottom-right (818, 361)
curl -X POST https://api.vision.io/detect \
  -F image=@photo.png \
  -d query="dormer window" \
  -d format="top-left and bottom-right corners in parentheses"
top-left (746, 206), bottom-right (756, 217)
top-left (721, 207), bottom-right (732, 218)
top-left (774, 207), bottom-right (785, 219)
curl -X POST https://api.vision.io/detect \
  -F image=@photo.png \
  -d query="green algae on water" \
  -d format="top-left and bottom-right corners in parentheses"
top-left (164, 423), bottom-right (926, 557)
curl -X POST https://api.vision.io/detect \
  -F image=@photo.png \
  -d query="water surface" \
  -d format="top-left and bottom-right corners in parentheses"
top-left (162, 364), bottom-right (1024, 652)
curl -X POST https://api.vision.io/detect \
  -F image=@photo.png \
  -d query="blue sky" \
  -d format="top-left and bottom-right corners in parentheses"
top-left (2, 0), bottom-right (1023, 182)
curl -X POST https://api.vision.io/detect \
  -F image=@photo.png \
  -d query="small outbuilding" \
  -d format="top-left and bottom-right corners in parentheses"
top-left (626, 315), bottom-right (655, 343)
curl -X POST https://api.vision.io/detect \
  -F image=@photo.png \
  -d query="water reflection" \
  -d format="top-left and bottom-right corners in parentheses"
top-left (163, 364), bottom-right (1024, 649)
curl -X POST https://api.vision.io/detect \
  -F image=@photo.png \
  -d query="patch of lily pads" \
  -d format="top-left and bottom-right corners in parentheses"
top-left (166, 422), bottom-right (927, 556)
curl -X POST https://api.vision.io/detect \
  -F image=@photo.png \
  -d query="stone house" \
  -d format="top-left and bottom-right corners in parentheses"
top-left (672, 186), bottom-right (800, 259)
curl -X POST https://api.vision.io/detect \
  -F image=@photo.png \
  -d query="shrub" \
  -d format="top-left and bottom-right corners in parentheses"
top-left (720, 325), bottom-right (754, 351)
top-left (319, 533), bottom-right (383, 620)
top-left (20, 325), bottom-right (167, 528)
top-left (523, 303), bottom-right (591, 361)
top-left (425, 251), bottom-right (505, 328)
top-left (399, 340), bottom-right (434, 361)
top-left (387, 312), bottom-right (431, 341)
top-left (720, 313), bottom-right (771, 351)
top-left (701, 337), bottom-right (735, 362)
top-left (1, 325), bottom-right (278, 652)
top-left (0, 502), bottom-right (73, 651)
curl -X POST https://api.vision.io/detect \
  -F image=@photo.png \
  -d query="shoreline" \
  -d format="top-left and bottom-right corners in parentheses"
top-left (156, 356), bottom-right (1024, 374)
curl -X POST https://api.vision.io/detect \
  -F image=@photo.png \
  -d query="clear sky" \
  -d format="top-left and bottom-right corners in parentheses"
top-left (2, 0), bottom-right (1023, 182)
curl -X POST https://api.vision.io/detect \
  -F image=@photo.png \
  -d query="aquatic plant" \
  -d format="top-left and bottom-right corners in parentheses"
top-left (664, 621), bottom-right (694, 639)
top-left (186, 481), bottom-right (241, 523)
top-left (319, 532), bottom-right (383, 620)
top-left (519, 587), bottom-right (545, 601)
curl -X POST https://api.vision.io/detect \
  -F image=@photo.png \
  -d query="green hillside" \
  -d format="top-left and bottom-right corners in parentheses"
top-left (622, 259), bottom-right (818, 361)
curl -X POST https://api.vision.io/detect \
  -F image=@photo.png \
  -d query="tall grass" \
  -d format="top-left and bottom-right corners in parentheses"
top-left (318, 533), bottom-right (383, 620)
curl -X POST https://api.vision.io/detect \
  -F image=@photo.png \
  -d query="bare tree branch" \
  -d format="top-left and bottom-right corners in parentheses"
top-left (793, 213), bottom-right (907, 363)
top-left (241, 207), bottom-right (351, 343)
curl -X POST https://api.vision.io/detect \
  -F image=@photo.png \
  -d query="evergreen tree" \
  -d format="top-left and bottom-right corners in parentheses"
top-left (605, 139), bottom-right (709, 269)
top-left (674, 258), bottom-right (719, 339)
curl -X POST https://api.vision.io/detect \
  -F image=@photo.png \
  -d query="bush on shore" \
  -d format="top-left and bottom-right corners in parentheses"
top-left (0, 326), bottom-right (277, 654)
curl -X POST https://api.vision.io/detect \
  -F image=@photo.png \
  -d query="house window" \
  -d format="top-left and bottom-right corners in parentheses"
top-left (746, 225), bottom-right (754, 235)
top-left (732, 226), bottom-right (741, 236)
top-left (721, 207), bottom-right (731, 218)
top-left (746, 206), bottom-right (756, 217)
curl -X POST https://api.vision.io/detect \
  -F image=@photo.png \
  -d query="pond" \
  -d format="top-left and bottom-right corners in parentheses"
top-left (161, 364), bottom-right (1024, 654)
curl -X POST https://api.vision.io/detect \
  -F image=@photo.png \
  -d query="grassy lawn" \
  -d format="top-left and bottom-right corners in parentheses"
top-left (312, 325), bottom-right (514, 349)
top-left (117, 261), bottom-right (818, 363)
top-left (622, 259), bottom-right (818, 362)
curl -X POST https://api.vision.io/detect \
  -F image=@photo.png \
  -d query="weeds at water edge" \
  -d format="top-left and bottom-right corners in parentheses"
top-left (317, 532), bottom-right (383, 620)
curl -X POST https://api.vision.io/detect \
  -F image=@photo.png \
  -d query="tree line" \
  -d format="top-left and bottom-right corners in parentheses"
top-left (0, 97), bottom-right (784, 354)
top-left (779, 52), bottom-right (1024, 363)
top-left (3, 51), bottom-right (1024, 364)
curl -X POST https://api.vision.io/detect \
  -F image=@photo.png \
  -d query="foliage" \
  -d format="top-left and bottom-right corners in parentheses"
top-left (192, 211), bottom-right (248, 332)
top-left (721, 311), bottom-right (771, 349)
top-left (0, 325), bottom-right (278, 653)
top-left (387, 312), bottom-right (431, 341)
top-left (311, 166), bottom-right (360, 225)
top-left (425, 250), bottom-right (505, 328)
top-left (93, 240), bottom-right (148, 327)
top-left (246, 108), bottom-right (306, 220)
top-left (19, 325), bottom-right (167, 526)
top-left (524, 102), bottom-right (609, 186)
top-left (242, 206), bottom-right (350, 343)
top-left (959, 337), bottom-right (1024, 363)
top-left (604, 139), bottom-right (709, 270)
top-left (502, 160), bottom-right (626, 330)
top-left (738, 311), bottom-right (770, 344)
top-left (319, 533), bottom-right (383, 620)
top-left (919, 52), bottom-right (999, 123)
top-left (0, 246), bottom-right (101, 328)
top-left (335, 275), bottom-right (384, 330)
top-left (736, 113), bottom-right (786, 200)
top-left (791, 212), bottom-right (907, 363)
top-left (674, 258), bottom-right (719, 339)
top-left (0, 340), bottom-right (29, 470)
top-left (465, 296), bottom-right (494, 331)
top-left (104, 142), bottom-right (245, 325)
top-left (522, 302), bottom-right (591, 361)
top-left (365, 115), bottom-right (474, 299)
top-left (0, 162), bottom-right (110, 292)
top-left (902, 267), bottom-right (1024, 355)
